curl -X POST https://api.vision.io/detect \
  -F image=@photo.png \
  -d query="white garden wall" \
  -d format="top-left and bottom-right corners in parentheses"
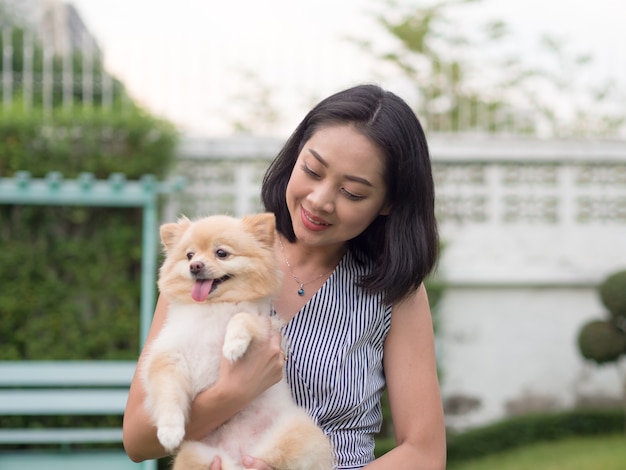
top-left (167, 135), bottom-right (626, 430)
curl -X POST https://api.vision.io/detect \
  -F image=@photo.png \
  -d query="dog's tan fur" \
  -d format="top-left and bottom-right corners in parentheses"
top-left (141, 213), bottom-right (334, 470)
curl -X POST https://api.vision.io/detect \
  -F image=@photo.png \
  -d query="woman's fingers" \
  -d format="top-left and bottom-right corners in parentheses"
top-left (242, 455), bottom-right (273, 469)
top-left (210, 455), bottom-right (222, 470)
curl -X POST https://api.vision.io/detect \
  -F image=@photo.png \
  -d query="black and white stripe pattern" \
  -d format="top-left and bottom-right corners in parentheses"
top-left (281, 250), bottom-right (392, 469)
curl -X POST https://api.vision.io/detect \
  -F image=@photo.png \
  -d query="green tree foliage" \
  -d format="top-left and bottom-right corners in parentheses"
top-left (356, 0), bottom-right (625, 137)
top-left (228, 69), bottom-right (281, 135)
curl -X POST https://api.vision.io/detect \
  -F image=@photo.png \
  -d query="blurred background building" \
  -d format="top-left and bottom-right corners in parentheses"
top-left (2, 0), bottom-right (99, 56)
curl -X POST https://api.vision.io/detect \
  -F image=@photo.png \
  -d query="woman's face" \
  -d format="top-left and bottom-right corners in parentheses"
top-left (285, 124), bottom-right (391, 248)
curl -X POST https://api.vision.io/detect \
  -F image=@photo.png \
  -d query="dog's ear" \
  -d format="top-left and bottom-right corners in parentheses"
top-left (160, 216), bottom-right (192, 250)
top-left (242, 213), bottom-right (275, 247)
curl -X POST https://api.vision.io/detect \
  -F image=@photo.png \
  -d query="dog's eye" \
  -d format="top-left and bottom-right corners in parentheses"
top-left (186, 252), bottom-right (194, 260)
top-left (215, 249), bottom-right (229, 259)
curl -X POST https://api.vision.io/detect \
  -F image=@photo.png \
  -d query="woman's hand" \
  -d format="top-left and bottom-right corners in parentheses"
top-left (242, 455), bottom-right (272, 469)
top-left (208, 455), bottom-right (273, 470)
top-left (216, 323), bottom-right (285, 402)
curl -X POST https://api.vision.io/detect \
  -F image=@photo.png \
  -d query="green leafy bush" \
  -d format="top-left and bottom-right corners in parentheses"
top-left (0, 105), bottom-right (178, 360)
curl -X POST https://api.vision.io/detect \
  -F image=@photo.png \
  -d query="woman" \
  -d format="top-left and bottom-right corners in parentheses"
top-left (123, 84), bottom-right (446, 469)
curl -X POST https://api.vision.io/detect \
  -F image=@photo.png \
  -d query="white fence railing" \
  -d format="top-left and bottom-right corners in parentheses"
top-left (1, 26), bottom-right (127, 114)
top-left (432, 138), bottom-right (626, 227)
top-left (168, 136), bottom-right (626, 228)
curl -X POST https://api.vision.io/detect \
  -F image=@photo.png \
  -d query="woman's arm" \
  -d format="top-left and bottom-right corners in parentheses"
top-left (122, 295), bottom-right (285, 462)
top-left (365, 284), bottom-right (446, 469)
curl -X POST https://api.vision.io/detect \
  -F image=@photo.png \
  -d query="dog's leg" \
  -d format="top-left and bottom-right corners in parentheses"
top-left (253, 411), bottom-right (335, 470)
top-left (222, 313), bottom-right (268, 362)
top-left (174, 441), bottom-right (241, 470)
top-left (144, 352), bottom-right (191, 452)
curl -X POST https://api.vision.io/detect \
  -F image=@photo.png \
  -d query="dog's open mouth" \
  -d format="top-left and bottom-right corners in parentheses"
top-left (191, 275), bottom-right (231, 302)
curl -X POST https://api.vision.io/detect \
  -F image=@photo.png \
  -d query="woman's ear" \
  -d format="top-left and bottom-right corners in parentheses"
top-left (379, 203), bottom-right (392, 216)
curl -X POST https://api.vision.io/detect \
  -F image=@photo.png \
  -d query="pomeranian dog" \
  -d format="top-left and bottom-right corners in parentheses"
top-left (141, 213), bottom-right (334, 470)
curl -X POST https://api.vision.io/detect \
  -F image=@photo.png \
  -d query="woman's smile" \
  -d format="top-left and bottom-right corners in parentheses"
top-left (300, 207), bottom-right (331, 231)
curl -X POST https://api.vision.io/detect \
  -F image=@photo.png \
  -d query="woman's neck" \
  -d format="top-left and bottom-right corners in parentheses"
top-left (277, 235), bottom-right (346, 271)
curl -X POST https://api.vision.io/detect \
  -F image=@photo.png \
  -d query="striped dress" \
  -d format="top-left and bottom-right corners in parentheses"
top-left (281, 250), bottom-right (393, 470)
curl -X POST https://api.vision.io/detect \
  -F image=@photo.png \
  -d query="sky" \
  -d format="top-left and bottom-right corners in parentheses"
top-left (69, 0), bottom-right (626, 137)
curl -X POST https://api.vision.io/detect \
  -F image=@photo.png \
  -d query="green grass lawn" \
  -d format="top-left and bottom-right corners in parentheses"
top-left (447, 434), bottom-right (626, 470)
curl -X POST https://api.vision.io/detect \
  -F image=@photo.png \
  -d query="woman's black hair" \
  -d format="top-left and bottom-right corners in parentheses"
top-left (261, 84), bottom-right (438, 305)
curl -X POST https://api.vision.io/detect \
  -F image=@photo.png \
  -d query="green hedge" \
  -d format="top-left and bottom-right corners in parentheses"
top-left (375, 409), bottom-right (624, 461)
top-left (446, 408), bottom-right (624, 463)
top-left (0, 105), bottom-right (178, 361)
top-left (0, 103), bottom-right (176, 178)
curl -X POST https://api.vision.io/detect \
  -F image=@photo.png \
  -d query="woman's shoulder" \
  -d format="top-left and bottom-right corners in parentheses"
top-left (341, 248), bottom-right (374, 274)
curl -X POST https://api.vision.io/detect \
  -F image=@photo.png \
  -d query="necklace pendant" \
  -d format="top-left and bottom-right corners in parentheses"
top-left (297, 287), bottom-right (305, 296)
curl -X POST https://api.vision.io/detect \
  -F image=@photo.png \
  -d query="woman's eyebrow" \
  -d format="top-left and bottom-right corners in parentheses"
top-left (309, 148), bottom-right (328, 167)
top-left (308, 148), bottom-right (373, 187)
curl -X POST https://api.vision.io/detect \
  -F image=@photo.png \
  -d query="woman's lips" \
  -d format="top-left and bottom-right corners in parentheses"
top-left (300, 207), bottom-right (331, 231)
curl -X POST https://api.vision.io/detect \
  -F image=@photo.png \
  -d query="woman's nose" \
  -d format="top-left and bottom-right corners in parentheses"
top-left (307, 183), bottom-right (335, 213)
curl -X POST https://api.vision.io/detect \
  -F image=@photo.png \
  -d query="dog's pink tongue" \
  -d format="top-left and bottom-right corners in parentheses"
top-left (191, 279), bottom-right (213, 302)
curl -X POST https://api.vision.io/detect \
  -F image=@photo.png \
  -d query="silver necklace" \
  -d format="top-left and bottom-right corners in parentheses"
top-left (278, 236), bottom-right (333, 296)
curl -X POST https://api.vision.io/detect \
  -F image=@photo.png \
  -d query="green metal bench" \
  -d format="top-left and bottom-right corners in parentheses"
top-left (0, 172), bottom-right (184, 469)
top-left (0, 361), bottom-right (154, 469)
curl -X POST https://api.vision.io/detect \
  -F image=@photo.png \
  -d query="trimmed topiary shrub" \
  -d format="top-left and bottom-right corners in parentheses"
top-left (577, 269), bottom-right (626, 366)
top-left (575, 269), bottom-right (626, 441)
top-left (578, 320), bottom-right (626, 364)
top-left (599, 270), bottom-right (626, 321)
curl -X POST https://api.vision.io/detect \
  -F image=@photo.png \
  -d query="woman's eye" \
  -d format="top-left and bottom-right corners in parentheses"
top-left (215, 249), bottom-right (229, 259)
top-left (186, 252), bottom-right (194, 260)
top-left (301, 164), bottom-right (320, 178)
top-left (341, 188), bottom-right (364, 201)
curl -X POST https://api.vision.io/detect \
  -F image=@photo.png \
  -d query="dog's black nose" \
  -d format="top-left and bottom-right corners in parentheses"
top-left (189, 261), bottom-right (204, 274)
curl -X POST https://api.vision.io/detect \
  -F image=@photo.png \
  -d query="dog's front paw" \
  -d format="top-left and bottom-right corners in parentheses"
top-left (158, 425), bottom-right (185, 453)
top-left (222, 329), bottom-right (252, 362)
top-left (156, 414), bottom-right (186, 452)
top-left (223, 313), bottom-right (259, 362)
